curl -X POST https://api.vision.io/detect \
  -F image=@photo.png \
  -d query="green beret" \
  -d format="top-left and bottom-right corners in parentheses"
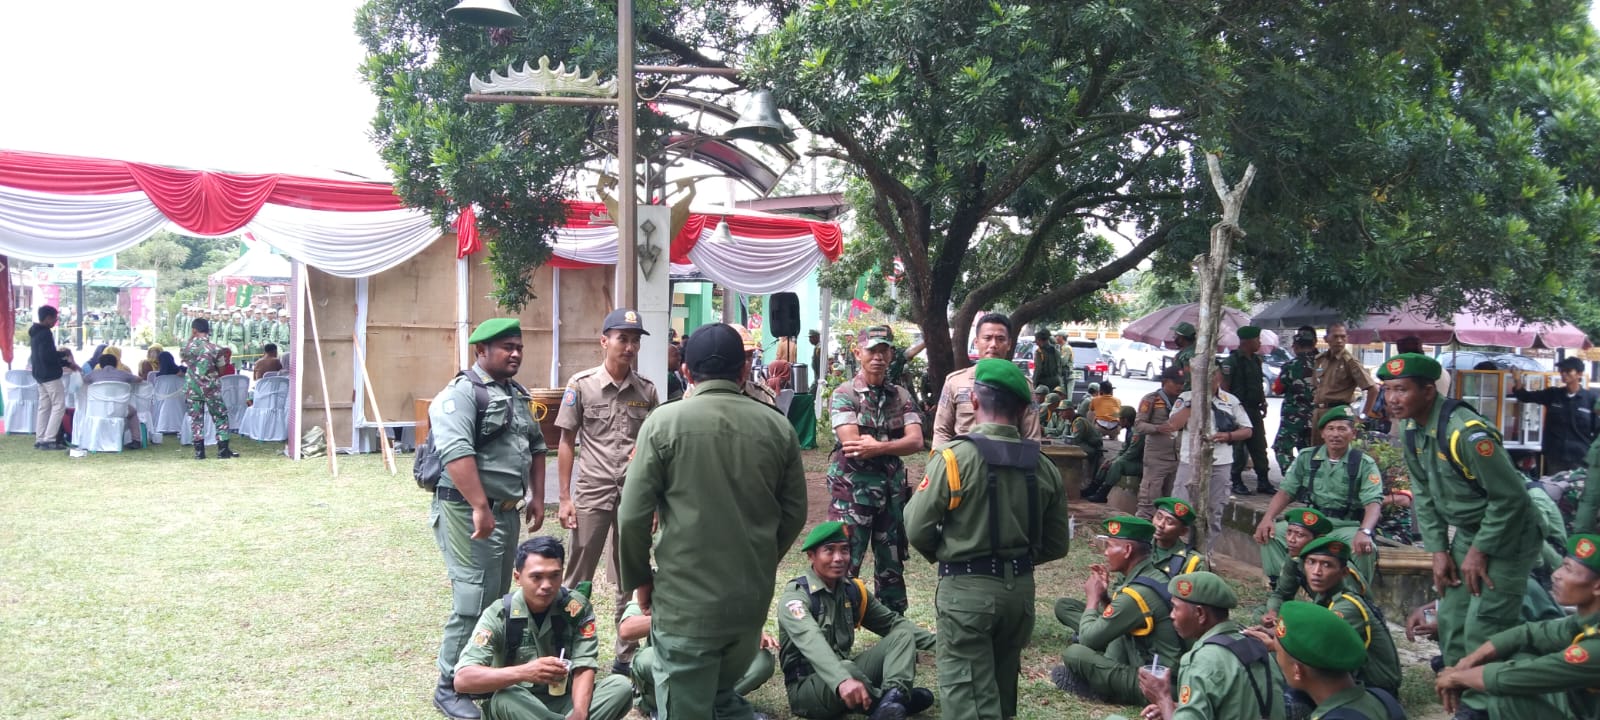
top-left (1154, 497), bottom-right (1195, 526)
top-left (1086, 382), bottom-right (1101, 394)
top-left (1377, 352), bottom-right (1442, 381)
top-left (801, 521), bottom-right (849, 552)
top-left (1298, 535), bottom-right (1351, 563)
top-left (1101, 515), bottom-right (1155, 542)
top-left (1237, 325), bottom-right (1261, 340)
top-left (1119, 405), bottom-right (1136, 422)
top-left (1284, 507), bottom-right (1334, 536)
top-left (468, 318), bottom-right (521, 344)
top-left (975, 358), bottom-right (1031, 403)
top-left (1174, 322), bottom-right (1197, 338)
top-left (1169, 571), bottom-right (1237, 609)
top-left (1032, 384), bottom-right (1047, 396)
top-left (1044, 393), bottom-right (1062, 406)
top-left (1569, 534), bottom-right (1600, 575)
top-left (1276, 601), bottom-right (1368, 672)
top-left (1316, 404), bottom-right (1356, 429)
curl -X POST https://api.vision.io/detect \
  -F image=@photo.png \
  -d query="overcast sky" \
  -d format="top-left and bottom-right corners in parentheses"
top-left (2, 2), bottom-right (1598, 182)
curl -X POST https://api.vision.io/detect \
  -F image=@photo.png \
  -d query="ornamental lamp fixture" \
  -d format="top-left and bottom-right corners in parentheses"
top-left (445, 0), bottom-right (526, 28)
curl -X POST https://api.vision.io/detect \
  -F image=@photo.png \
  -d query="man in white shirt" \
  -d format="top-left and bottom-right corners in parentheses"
top-left (1163, 366), bottom-right (1254, 551)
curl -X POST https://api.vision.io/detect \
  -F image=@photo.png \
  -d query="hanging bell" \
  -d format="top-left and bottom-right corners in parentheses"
top-left (445, 0), bottom-right (526, 27)
top-left (726, 90), bottom-right (797, 146)
top-left (708, 219), bottom-right (736, 245)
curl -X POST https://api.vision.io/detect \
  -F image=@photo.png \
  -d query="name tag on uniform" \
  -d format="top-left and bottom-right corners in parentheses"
top-left (954, 388), bottom-right (970, 403)
top-left (625, 400), bottom-right (651, 408)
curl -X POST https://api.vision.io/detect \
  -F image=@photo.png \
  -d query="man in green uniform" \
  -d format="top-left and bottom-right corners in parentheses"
top-left (1151, 497), bottom-right (1208, 578)
top-left (1437, 533), bottom-right (1600, 719)
top-left (777, 521), bottom-right (936, 719)
top-left (1064, 401), bottom-right (1105, 473)
top-left (228, 309), bottom-right (247, 356)
top-left (1261, 507), bottom-right (1371, 624)
top-left (1253, 405), bottom-right (1384, 585)
top-left (273, 308), bottom-right (290, 348)
top-left (427, 318), bottom-right (547, 720)
top-left (1051, 516), bottom-right (1184, 705)
top-left (905, 358), bottom-right (1071, 720)
top-left (1171, 322), bottom-right (1198, 392)
top-left (1032, 328), bottom-right (1063, 396)
top-left (1135, 571), bottom-right (1286, 720)
top-left (453, 537), bottom-right (633, 720)
top-left (1041, 392), bottom-right (1064, 436)
top-left (1083, 406), bottom-right (1141, 503)
top-left (1222, 325), bottom-right (1273, 495)
top-left (619, 323), bottom-right (809, 720)
top-left (1251, 601), bottom-right (1404, 720)
top-left (828, 325), bottom-right (925, 613)
top-left (181, 318), bottom-right (240, 460)
top-left (1381, 352), bottom-right (1544, 720)
top-left (1056, 332), bottom-right (1076, 402)
top-left (619, 594), bottom-right (776, 718)
top-left (1274, 328), bottom-right (1319, 473)
top-left (1297, 537), bottom-right (1401, 697)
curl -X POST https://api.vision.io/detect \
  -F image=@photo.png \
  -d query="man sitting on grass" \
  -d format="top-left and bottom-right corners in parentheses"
top-left (452, 537), bottom-right (633, 720)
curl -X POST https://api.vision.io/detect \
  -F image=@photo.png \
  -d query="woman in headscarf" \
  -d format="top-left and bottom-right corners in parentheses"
top-left (765, 358), bottom-right (792, 394)
top-left (87, 343), bottom-right (109, 369)
top-left (156, 351), bottom-right (183, 378)
top-left (103, 346), bottom-right (131, 373)
top-left (138, 345), bottom-right (163, 378)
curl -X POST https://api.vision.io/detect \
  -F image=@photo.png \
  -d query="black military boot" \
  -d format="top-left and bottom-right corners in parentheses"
top-left (904, 687), bottom-right (935, 715)
top-left (867, 688), bottom-right (908, 720)
top-left (433, 673), bottom-right (482, 720)
top-left (1255, 477), bottom-right (1276, 495)
top-left (217, 440), bottom-right (240, 459)
top-left (193, 439), bottom-right (206, 460)
top-left (1231, 478), bottom-right (1254, 496)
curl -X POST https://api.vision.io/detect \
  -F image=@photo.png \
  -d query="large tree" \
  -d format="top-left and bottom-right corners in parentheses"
top-left (359, 0), bottom-right (1600, 390)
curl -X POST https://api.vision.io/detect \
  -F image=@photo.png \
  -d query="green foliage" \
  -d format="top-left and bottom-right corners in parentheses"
top-left (117, 231), bottom-right (242, 342)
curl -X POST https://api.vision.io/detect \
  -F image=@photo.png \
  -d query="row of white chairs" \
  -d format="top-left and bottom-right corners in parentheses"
top-left (2, 370), bottom-right (289, 451)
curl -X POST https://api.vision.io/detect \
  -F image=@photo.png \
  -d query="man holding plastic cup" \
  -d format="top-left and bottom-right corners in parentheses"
top-left (453, 537), bottom-right (633, 720)
top-left (1134, 571), bottom-right (1286, 720)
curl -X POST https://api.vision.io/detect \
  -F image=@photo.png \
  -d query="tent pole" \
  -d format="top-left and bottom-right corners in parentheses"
top-left (302, 277), bottom-right (340, 479)
top-left (353, 331), bottom-right (397, 475)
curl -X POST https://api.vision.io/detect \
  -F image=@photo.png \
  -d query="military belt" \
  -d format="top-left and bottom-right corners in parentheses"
top-left (436, 486), bottom-right (523, 512)
top-left (938, 556), bottom-right (1033, 577)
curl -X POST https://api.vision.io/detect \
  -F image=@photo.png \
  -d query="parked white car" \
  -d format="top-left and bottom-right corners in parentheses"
top-left (1116, 341), bottom-right (1175, 379)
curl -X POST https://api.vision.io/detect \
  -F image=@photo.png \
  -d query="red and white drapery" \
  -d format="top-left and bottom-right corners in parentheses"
top-left (0, 150), bottom-right (843, 291)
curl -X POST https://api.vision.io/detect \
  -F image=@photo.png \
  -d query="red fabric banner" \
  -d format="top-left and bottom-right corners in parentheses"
top-left (0, 255), bottom-right (11, 364)
top-left (126, 162), bottom-right (280, 236)
top-left (455, 205), bottom-right (482, 258)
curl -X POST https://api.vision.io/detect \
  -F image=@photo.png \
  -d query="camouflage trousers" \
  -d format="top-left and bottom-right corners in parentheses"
top-left (186, 384), bottom-right (231, 442)
top-left (1273, 412), bottom-right (1312, 472)
top-left (827, 468), bottom-right (909, 612)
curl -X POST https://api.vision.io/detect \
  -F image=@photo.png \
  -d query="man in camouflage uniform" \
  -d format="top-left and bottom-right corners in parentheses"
top-left (829, 325), bottom-right (925, 613)
top-left (180, 317), bottom-right (239, 460)
top-left (1273, 328), bottom-right (1319, 475)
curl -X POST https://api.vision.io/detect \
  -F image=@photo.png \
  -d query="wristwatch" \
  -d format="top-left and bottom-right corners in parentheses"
top-left (1360, 528), bottom-right (1374, 537)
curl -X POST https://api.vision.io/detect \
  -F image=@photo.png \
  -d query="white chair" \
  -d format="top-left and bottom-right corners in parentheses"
top-left (220, 375), bottom-right (250, 432)
top-left (68, 375), bottom-right (88, 448)
top-left (151, 375), bottom-right (187, 434)
top-left (179, 408), bottom-right (219, 447)
top-left (240, 376), bottom-right (290, 442)
top-left (3, 370), bottom-right (37, 435)
top-left (775, 388), bottom-right (796, 416)
top-left (131, 382), bottom-right (159, 445)
top-left (81, 381), bottom-right (133, 452)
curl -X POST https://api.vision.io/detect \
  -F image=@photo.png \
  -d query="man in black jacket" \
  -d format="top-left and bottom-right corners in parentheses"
top-left (28, 305), bottom-right (76, 450)
top-left (1511, 356), bottom-right (1600, 473)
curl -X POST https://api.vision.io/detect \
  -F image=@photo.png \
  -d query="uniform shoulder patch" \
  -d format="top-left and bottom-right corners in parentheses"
top-left (580, 620), bottom-right (597, 639)
top-left (562, 388), bottom-right (578, 406)
top-left (471, 628), bottom-right (492, 647)
top-left (1566, 645), bottom-right (1590, 664)
top-left (442, 398), bottom-right (457, 414)
top-left (1475, 439), bottom-right (1495, 457)
top-left (916, 474), bottom-right (931, 492)
top-left (1102, 605), bottom-right (1116, 618)
top-left (1179, 685), bottom-right (1192, 704)
top-left (786, 599), bottom-right (807, 620)
top-left (1369, 473), bottom-right (1382, 486)
top-left (566, 598), bottom-right (583, 617)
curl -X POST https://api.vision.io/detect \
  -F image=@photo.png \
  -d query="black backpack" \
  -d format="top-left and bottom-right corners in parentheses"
top-left (1318, 687), bottom-right (1405, 720)
top-left (414, 371), bottom-right (526, 491)
top-left (1299, 448), bottom-right (1367, 520)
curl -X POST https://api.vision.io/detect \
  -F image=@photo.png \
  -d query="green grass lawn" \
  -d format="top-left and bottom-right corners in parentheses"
top-left (0, 435), bottom-right (1442, 719)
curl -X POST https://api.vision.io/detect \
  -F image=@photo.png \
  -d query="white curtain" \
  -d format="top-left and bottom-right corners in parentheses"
top-left (685, 228), bottom-right (825, 295)
top-left (0, 185), bottom-right (169, 263)
top-left (246, 203), bottom-right (440, 278)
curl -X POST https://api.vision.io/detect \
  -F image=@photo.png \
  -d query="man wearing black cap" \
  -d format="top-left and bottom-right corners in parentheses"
top-left (1509, 356), bottom-right (1599, 475)
top-left (619, 322), bottom-right (808, 720)
top-left (1222, 326), bottom-right (1273, 496)
top-left (555, 307), bottom-right (658, 673)
top-left (427, 318), bottom-right (548, 720)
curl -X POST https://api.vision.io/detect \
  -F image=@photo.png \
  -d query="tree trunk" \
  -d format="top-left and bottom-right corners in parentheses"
top-left (921, 309), bottom-right (956, 398)
top-left (1185, 154), bottom-right (1256, 552)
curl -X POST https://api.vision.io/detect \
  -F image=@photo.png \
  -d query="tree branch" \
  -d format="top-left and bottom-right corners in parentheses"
top-left (1011, 221), bottom-right (1179, 328)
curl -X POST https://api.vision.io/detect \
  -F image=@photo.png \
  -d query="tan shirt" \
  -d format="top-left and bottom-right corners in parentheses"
top-left (555, 365), bottom-right (658, 509)
top-left (1313, 347), bottom-right (1375, 405)
top-left (1133, 388), bottom-right (1181, 463)
top-left (931, 366), bottom-right (1043, 447)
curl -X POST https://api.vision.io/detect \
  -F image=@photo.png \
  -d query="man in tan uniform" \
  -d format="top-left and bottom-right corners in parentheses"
top-left (1132, 366), bottom-right (1185, 519)
top-left (1311, 323), bottom-right (1377, 437)
top-left (933, 312), bottom-right (1042, 447)
top-left (732, 323), bottom-right (779, 407)
top-left (555, 307), bottom-right (658, 674)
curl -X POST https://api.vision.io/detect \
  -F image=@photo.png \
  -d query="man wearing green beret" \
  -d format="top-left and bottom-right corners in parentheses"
top-left (1083, 407), bottom-right (1142, 503)
top-left (1135, 571), bottom-right (1286, 720)
top-left (1438, 533), bottom-right (1600, 719)
top-left (1297, 536), bottom-right (1401, 698)
top-left (1248, 601), bottom-right (1401, 720)
top-left (1171, 322), bottom-right (1198, 392)
top-left (1221, 325), bottom-right (1274, 496)
top-left (1032, 329), bottom-right (1066, 398)
top-left (1274, 328), bottom-right (1320, 476)
top-left (905, 358), bottom-right (1071, 720)
top-left (1253, 404), bottom-right (1383, 588)
top-left (1262, 507), bottom-right (1370, 624)
top-left (428, 318), bottom-right (548, 720)
top-left (1381, 352), bottom-right (1545, 719)
top-left (1051, 516), bottom-right (1183, 705)
top-left (1151, 497), bottom-right (1208, 578)
top-left (776, 521), bottom-right (936, 719)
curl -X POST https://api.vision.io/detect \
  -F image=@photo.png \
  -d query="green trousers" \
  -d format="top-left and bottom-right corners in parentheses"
top-left (433, 498), bottom-right (521, 676)
top-left (648, 628), bottom-right (763, 719)
top-left (1439, 527), bottom-right (1540, 713)
top-left (1095, 456), bottom-right (1141, 491)
top-left (785, 623), bottom-right (920, 719)
top-left (485, 674), bottom-right (633, 720)
top-left (633, 645), bottom-right (774, 716)
top-left (1053, 597), bottom-right (1155, 706)
top-left (934, 573), bottom-right (1035, 720)
top-left (1260, 520), bottom-right (1377, 586)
